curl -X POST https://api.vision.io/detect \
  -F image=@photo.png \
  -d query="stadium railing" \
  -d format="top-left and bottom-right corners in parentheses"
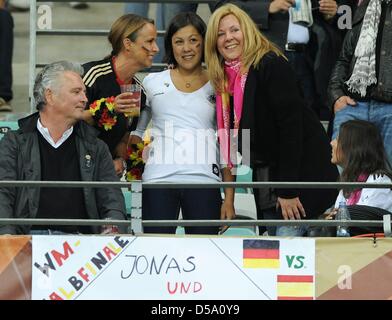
top-left (0, 180), bottom-right (391, 237)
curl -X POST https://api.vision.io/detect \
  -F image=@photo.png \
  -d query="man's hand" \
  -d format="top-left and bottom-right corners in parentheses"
top-left (113, 158), bottom-right (126, 177)
top-left (269, 0), bottom-right (295, 13)
top-left (277, 197), bottom-right (306, 220)
top-left (319, 0), bottom-right (338, 18)
top-left (333, 95), bottom-right (356, 113)
top-left (101, 224), bottom-right (120, 235)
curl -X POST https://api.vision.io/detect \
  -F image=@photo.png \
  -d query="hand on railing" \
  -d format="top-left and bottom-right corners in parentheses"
top-left (101, 218), bottom-right (120, 235)
top-left (219, 199), bottom-right (236, 234)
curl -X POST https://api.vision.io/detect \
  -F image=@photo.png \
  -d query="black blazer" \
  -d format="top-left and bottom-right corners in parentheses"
top-left (240, 52), bottom-right (338, 201)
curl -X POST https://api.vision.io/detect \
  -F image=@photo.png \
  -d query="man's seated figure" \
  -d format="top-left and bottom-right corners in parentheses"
top-left (0, 61), bottom-right (127, 235)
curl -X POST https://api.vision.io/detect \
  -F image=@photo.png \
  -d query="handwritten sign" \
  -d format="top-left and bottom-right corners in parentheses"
top-left (31, 236), bottom-right (315, 300)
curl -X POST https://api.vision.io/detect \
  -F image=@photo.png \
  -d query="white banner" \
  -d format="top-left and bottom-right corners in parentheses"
top-left (31, 236), bottom-right (315, 300)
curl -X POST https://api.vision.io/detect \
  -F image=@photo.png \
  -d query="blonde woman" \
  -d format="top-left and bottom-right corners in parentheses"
top-left (205, 4), bottom-right (338, 236)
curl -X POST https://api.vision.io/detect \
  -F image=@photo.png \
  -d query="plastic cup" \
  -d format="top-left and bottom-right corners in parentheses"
top-left (120, 83), bottom-right (141, 117)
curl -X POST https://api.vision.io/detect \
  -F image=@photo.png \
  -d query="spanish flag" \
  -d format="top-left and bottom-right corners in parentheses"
top-left (277, 275), bottom-right (314, 300)
top-left (243, 240), bottom-right (280, 269)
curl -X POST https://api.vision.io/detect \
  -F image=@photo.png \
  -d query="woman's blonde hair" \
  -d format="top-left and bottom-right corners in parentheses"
top-left (205, 3), bottom-right (284, 92)
top-left (108, 14), bottom-right (154, 56)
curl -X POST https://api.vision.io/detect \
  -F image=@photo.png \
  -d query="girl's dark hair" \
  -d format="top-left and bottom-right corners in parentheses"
top-left (163, 12), bottom-right (206, 66)
top-left (338, 120), bottom-right (392, 195)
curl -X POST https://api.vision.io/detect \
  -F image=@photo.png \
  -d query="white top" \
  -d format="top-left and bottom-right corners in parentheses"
top-left (334, 174), bottom-right (392, 211)
top-left (132, 70), bottom-right (221, 183)
top-left (37, 119), bottom-right (73, 148)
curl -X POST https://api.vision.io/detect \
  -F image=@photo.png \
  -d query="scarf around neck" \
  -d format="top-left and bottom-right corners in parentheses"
top-left (216, 59), bottom-right (248, 169)
top-left (345, 0), bottom-right (390, 97)
top-left (346, 173), bottom-right (369, 205)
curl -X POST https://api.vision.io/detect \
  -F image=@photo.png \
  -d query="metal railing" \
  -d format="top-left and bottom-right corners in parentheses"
top-left (1, 180), bottom-right (391, 236)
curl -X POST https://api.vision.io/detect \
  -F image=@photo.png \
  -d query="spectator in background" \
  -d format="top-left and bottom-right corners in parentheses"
top-left (328, 0), bottom-right (392, 164)
top-left (129, 12), bottom-right (226, 235)
top-left (8, 0), bottom-right (89, 10)
top-left (205, 4), bottom-right (338, 236)
top-left (82, 14), bottom-right (159, 177)
top-left (0, 61), bottom-right (127, 235)
top-left (214, 0), bottom-right (341, 121)
top-left (0, 0), bottom-right (13, 112)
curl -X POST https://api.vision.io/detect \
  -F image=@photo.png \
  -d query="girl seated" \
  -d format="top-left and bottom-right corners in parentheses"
top-left (331, 120), bottom-right (392, 211)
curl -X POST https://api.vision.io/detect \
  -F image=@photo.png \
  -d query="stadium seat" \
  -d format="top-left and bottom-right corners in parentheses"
top-left (235, 165), bottom-right (253, 194)
top-left (220, 214), bottom-right (258, 236)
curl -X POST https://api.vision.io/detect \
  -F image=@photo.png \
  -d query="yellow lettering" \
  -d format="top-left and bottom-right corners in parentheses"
top-left (85, 262), bottom-right (97, 276)
top-left (59, 287), bottom-right (75, 300)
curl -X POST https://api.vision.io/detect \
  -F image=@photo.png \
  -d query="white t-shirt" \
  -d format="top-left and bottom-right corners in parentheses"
top-left (334, 174), bottom-right (392, 211)
top-left (133, 70), bottom-right (221, 183)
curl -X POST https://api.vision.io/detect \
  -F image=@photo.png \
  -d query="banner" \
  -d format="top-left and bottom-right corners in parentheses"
top-left (0, 236), bottom-right (31, 300)
top-left (31, 236), bottom-right (315, 300)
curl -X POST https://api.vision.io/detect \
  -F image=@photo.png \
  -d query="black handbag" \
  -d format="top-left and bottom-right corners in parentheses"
top-left (308, 205), bottom-right (392, 237)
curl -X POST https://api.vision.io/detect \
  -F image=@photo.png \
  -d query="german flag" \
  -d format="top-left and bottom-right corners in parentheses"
top-left (277, 275), bottom-right (314, 300)
top-left (243, 240), bottom-right (280, 269)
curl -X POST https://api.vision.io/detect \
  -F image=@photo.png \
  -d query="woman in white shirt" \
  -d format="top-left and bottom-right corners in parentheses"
top-left (130, 12), bottom-right (235, 234)
top-left (330, 119), bottom-right (392, 211)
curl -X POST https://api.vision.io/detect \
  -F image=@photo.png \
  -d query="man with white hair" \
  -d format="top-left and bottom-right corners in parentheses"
top-left (0, 61), bottom-right (127, 235)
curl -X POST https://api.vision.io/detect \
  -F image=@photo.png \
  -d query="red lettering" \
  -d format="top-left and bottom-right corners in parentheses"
top-left (167, 281), bottom-right (178, 294)
top-left (51, 242), bottom-right (74, 267)
top-left (103, 246), bottom-right (117, 261)
top-left (167, 282), bottom-right (202, 294)
top-left (194, 281), bottom-right (202, 293)
top-left (77, 267), bottom-right (89, 282)
top-left (180, 282), bottom-right (191, 293)
top-left (49, 292), bottom-right (63, 300)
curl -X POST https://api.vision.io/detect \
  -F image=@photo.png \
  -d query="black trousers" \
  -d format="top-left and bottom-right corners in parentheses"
top-left (142, 188), bottom-right (222, 235)
top-left (0, 8), bottom-right (13, 102)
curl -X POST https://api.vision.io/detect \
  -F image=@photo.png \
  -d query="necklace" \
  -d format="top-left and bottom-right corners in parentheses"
top-left (176, 68), bottom-right (203, 89)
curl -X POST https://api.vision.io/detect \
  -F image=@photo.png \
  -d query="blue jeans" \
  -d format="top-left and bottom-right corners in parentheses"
top-left (332, 100), bottom-right (392, 164)
top-left (142, 188), bottom-right (221, 235)
top-left (260, 208), bottom-right (308, 236)
top-left (124, 3), bottom-right (164, 63)
top-left (276, 225), bottom-right (308, 237)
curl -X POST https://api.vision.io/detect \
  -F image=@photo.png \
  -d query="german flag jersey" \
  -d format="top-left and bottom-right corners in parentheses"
top-left (82, 57), bottom-right (146, 157)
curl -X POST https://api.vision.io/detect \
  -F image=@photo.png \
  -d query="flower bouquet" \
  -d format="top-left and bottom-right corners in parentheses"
top-left (125, 142), bottom-right (146, 181)
top-left (89, 96), bottom-right (117, 131)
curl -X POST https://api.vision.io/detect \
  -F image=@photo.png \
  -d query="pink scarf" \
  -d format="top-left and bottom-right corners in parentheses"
top-left (346, 173), bottom-right (369, 205)
top-left (216, 59), bottom-right (248, 168)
